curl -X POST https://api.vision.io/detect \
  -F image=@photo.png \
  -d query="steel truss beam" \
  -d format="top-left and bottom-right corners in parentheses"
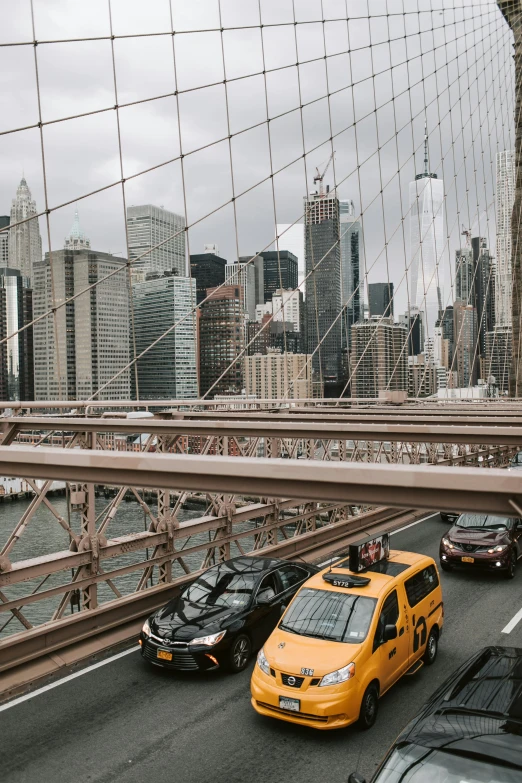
top-left (3, 417), bottom-right (522, 446)
top-left (0, 446), bottom-right (521, 516)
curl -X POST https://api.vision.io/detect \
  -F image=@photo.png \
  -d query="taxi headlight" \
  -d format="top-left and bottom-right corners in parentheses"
top-left (189, 630), bottom-right (226, 647)
top-left (319, 662), bottom-right (355, 687)
top-left (487, 544), bottom-right (508, 553)
top-left (142, 619), bottom-right (151, 637)
top-left (257, 647), bottom-right (270, 676)
top-left (442, 538), bottom-right (454, 549)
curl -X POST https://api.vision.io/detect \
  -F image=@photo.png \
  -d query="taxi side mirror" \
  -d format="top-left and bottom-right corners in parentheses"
top-left (348, 774), bottom-right (366, 783)
top-left (383, 624), bottom-right (397, 642)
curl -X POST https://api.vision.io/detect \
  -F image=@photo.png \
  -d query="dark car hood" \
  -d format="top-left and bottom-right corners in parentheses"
top-left (449, 526), bottom-right (509, 545)
top-left (151, 596), bottom-right (241, 641)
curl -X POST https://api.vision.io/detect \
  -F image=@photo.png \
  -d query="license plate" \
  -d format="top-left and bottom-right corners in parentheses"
top-left (462, 556), bottom-right (474, 563)
top-left (157, 649), bottom-right (173, 661)
top-left (279, 697), bottom-right (300, 712)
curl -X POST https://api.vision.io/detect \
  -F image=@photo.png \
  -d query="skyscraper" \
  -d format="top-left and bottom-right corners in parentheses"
top-left (485, 326), bottom-right (511, 394)
top-left (435, 305), bottom-right (454, 369)
top-left (495, 150), bottom-right (514, 327)
top-left (190, 251), bottom-right (227, 304)
top-left (409, 125), bottom-right (444, 341)
top-left (0, 217), bottom-right (9, 266)
top-left (239, 255), bottom-right (265, 305)
top-left (132, 272), bottom-right (197, 400)
top-left (471, 236), bottom-right (495, 356)
top-left (245, 349), bottom-right (313, 400)
top-left (305, 186), bottom-right (343, 392)
top-left (399, 306), bottom-right (425, 356)
top-left (199, 285), bottom-right (244, 397)
top-left (126, 205), bottom-right (186, 280)
top-left (350, 319), bottom-right (408, 398)
top-left (453, 302), bottom-right (478, 387)
top-left (225, 261), bottom-right (256, 319)
top-left (0, 268), bottom-right (33, 400)
top-left (9, 178), bottom-right (42, 283)
top-left (255, 251), bottom-right (298, 302)
top-left (368, 282), bottom-right (394, 318)
top-left (339, 199), bottom-right (361, 349)
top-left (33, 215), bottom-right (130, 400)
top-left (276, 224), bottom-right (305, 290)
top-left (455, 248), bottom-right (474, 302)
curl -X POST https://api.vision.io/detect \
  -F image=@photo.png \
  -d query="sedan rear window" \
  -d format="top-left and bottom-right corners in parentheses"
top-left (456, 513), bottom-right (509, 530)
top-left (279, 588), bottom-right (376, 643)
top-left (181, 569), bottom-right (256, 608)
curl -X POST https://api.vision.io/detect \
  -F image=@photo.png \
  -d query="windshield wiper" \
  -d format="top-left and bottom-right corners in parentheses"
top-left (279, 624), bottom-right (300, 634)
top-left (279, 625), bottom-right (337, 640)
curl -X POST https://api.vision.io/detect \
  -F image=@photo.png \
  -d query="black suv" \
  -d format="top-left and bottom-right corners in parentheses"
top-left (349, 646), bottom-right (522, 782)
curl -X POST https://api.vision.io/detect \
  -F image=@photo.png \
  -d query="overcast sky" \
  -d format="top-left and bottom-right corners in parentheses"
top-left (0, 0), bottom-right (513, 319)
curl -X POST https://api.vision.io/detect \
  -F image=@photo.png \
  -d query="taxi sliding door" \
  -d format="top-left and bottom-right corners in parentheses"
top-left (372, 588), bottom-right (410, 693)
top-left (404, 565), bottom-right (440, 662)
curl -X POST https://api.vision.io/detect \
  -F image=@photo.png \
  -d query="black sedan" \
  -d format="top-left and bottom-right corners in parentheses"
top-left (349, 645), bottom-right (522, 782)
top-left (139, 555), bottom-right (317, 673)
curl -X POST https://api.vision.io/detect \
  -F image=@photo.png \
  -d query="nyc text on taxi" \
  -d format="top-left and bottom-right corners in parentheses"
top-left (251, 534), bottom-right (444, 730)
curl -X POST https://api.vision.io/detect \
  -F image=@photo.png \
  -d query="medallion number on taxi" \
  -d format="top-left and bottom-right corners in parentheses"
top-left (300, 667), bottom-right (314, 676)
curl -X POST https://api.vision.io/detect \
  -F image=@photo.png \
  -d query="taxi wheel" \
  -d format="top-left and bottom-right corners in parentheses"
top-left (423, 628), bottom-right (438, 666)
top-left (227, 633), bottom-right (252, 673)
top-left (358, 683), bottom-right (379, 730)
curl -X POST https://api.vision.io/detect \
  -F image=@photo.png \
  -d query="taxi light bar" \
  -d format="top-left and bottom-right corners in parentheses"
top-left (322, 572), bottom-right (371, 588)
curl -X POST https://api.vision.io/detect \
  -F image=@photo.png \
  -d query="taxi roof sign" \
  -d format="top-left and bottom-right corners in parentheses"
top-left (348, 532), bottom-right (390, 573)
top-left (322, 572), bottom-right (371, 588)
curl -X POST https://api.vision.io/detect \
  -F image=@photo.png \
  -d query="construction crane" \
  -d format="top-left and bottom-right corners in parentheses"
top-left (313, 151), bottom-right (335, 196)
top-left (461, 224), bottom-right (471, 247)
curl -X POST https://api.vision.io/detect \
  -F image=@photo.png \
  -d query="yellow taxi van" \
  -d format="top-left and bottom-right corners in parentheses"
top-left (250, 533), bottom-right (443, 730)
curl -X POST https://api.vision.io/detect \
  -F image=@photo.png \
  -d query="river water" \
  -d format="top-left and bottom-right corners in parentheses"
top-left (0, 493), bottom-right (232, 639)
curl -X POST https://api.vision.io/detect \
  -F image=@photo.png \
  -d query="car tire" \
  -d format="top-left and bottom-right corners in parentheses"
top-left (505, 551), bottom-right (517, 580)
top-left (423, 627), bottom-right (438, 666)
top-left (440, 561), bottom-right (452, 572)
top-left (358, 683), bottom-right (379, 730)
top-left (227, 633), bottom-right (252, 673)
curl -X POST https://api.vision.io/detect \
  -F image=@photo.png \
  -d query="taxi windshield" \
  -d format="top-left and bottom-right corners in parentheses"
top-left (374, 743), bottom-right (521, 782)
top-left (279, 587), bottom-right (376, 643)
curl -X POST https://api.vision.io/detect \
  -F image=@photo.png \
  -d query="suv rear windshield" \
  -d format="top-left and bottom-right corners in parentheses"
top-left (456, 513), bottom-right (510, 530)
top-left (279, 587), bottom-right (376, 643)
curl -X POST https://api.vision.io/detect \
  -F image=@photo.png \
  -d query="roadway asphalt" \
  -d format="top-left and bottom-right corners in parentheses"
top-left (2, 514), bottom-right (522, 783)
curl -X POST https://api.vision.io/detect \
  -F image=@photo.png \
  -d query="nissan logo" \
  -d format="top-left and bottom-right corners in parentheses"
top-left (288, 676), bottom-right (296, 686)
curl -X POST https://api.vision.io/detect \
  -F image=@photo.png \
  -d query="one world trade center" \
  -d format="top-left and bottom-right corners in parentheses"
top-left (409, 124), bottom-right (444, 350)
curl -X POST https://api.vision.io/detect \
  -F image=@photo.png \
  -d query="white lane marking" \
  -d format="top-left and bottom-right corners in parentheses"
top-left (502, 607), bottom-right (522, 634)
top-left (390, 513), bottom-right (439, 535)
top-left (0, 645), bottom-right (140, 713)
top-left (317, 512), bottom-right (440, 567)
top-left (317, 556), bottom-right (341, 567)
